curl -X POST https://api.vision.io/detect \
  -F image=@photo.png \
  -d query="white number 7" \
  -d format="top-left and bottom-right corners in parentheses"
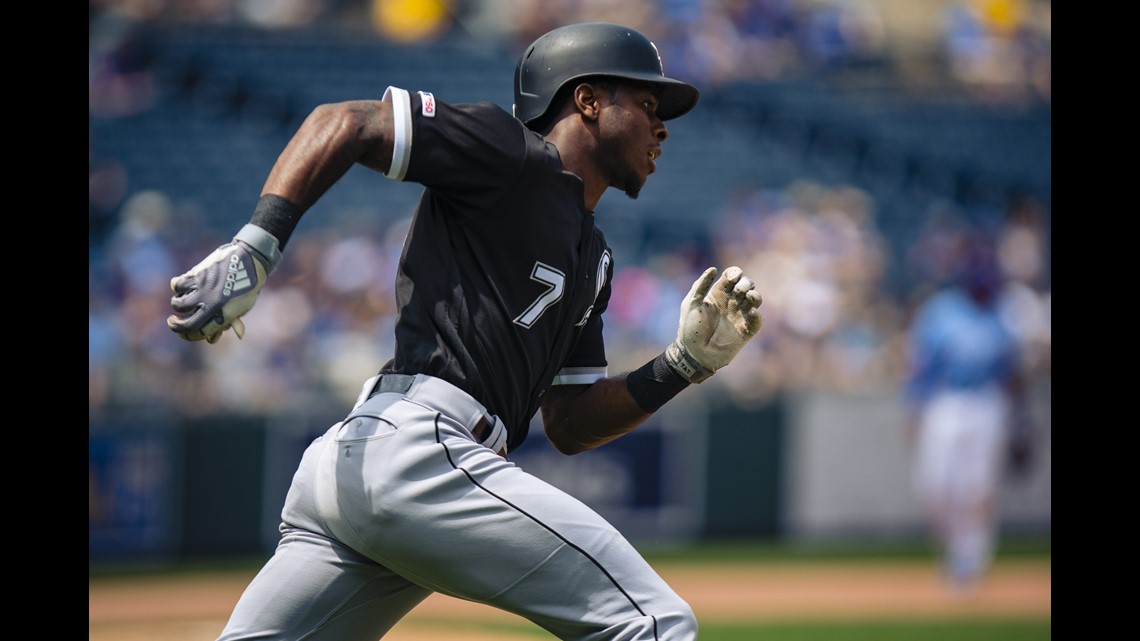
top-left (514, 262), bottom-right (565, 328)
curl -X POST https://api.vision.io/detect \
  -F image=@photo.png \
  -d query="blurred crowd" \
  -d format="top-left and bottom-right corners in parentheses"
top-left (89, 177), bottom-right (1050, 419)
top-left (89, 0), bottom-right (1051, 422)
top-left (91, 0), bottom-right (1050, 107)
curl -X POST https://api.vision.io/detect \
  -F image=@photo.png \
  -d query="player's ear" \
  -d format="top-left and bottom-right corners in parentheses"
top-left (573, 83), bottom-right (601, 122)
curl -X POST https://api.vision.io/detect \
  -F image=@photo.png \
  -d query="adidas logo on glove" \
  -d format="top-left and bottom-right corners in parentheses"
top-left (223, 253), bottom-right (252, 296)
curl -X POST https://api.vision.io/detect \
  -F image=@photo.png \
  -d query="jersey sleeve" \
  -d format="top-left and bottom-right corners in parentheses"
top-left (382, 86), bottom-right (527, 219)
top-left (902, 295), bottom-right (945, 405)
top-left (552, 253), bottom-right (614, 386)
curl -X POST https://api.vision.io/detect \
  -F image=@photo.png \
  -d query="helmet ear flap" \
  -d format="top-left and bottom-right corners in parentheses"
top-left (512, 44), bottom-right (541, 120)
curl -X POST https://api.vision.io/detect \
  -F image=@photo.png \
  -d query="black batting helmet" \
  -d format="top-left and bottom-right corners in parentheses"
top-left (513, 22), bottom-right (699, 129)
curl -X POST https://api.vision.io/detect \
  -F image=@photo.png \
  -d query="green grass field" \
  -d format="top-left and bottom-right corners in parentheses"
top-left (390, 617), bottom-right (1051, 640)
top-left (91, 537), bottom-right (1052, 641)
top-left (680, 620), bottom-right (1050, 641)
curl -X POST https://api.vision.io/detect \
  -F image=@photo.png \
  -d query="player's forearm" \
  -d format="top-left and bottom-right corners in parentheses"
top-left (541, 377), bottom-right (653, 454)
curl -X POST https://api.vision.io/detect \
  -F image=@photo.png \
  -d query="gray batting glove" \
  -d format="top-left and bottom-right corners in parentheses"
top-left (167, 224), bottom-right (281, 344)
top-left (664, 266), bottom-right (764, 382)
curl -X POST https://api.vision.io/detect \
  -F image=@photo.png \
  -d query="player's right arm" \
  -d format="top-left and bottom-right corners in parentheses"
top-left (167, 96), bottom-right (396, 344)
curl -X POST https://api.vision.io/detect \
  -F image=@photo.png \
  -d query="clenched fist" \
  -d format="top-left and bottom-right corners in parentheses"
top-left (664, 266), bottom-right (763, 382)
top-left (167, 224), bottom-right (281, 344)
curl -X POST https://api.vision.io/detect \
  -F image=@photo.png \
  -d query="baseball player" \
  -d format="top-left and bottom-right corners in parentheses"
top-left (903, 231), bottom-right (1031, 589)
top-left (167, 22), bottom-right (763, 640)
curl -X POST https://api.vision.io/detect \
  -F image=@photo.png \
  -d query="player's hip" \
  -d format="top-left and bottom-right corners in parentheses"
top-left (923, 386), bottom-right (1010, 423)
top-left (281, 374), bottom-right (508, 525)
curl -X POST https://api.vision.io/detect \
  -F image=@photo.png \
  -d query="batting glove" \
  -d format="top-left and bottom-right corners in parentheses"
top-left (167, 224), bottom-right (282, 344)
top-left (665, 266), bottom-right (764, 382)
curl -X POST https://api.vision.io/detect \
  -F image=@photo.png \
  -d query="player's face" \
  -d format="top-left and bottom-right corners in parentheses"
top-left (596, 83), bottom-right (668, 200)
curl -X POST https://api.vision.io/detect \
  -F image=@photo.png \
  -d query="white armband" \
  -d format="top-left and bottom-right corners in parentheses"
top-left (383, 86), bottom-right (413, 181)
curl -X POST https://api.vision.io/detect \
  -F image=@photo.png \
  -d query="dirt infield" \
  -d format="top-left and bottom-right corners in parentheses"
top-left (89, 558), bottom-right (1050, 640)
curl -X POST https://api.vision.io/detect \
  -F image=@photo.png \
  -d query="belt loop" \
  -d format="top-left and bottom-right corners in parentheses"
top-left (480, 417), bottom-right (508, 456)
top-left (356, 374), bottom-right (417, 410)
top-left (377, 374), bottom-right (415, 394)
top-left (353, 375), bottom-right (382, 410)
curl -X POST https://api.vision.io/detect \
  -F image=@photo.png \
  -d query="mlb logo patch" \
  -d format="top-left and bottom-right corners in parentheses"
top-left (419, 91), bottom-right (436, 117)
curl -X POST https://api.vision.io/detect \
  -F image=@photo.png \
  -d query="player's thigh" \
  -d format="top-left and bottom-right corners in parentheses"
top-left (390, 434), bottom-right (694, 638)
top-left (218, 527), bottom-right (430, 641)
top-left (958, 393), bottom-right (1008, 503)
top-left (305, 409), bottom-right (694, 638)
top-left (915, 400), bottom-right (958, 500)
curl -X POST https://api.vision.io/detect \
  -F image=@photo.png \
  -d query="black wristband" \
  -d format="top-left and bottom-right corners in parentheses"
top-left (249, 194), bottom-right (303, 250)
top-left (625, 352), bottom-right (692, 413)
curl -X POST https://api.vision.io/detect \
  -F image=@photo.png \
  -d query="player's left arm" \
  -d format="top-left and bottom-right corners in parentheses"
top-left (541, 379), bottom-right (652, 454)
top-left (542, 265), bottom-right (763, 454)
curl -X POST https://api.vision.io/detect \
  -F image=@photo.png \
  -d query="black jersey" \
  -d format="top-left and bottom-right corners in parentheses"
top-left (377, 87), bottom-right (614, 451)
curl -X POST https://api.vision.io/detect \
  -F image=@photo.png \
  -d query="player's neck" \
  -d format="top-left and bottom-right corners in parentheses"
top-left (545, 133), bottom-right (605, 211)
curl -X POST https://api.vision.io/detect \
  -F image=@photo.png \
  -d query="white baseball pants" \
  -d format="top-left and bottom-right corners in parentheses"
top-left (217, 373), bottom-right (696, 640)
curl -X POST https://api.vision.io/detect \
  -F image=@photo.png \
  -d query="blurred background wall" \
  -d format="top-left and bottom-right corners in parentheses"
top-left (89, 0), bottom-right (1050, 564)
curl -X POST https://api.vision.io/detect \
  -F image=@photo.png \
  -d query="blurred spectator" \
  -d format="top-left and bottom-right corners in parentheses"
top-left (995, 195), bottom-right (1050, 374)
top-left (107, 190), bottom-right (179, 296)
top-left (89, 280), bottom-right (123, 414)
top-left (238, 0), bottom-right (331, 29)
top-left (904, 200), bottom-right (973, 298)
top-left (91, 190), bottom-right (192, 413)
top-left (370, 0), bottom-right (454, 42)
top-left (725, 0), bottom-right (804, 71)
top-left (89, 1), bottom-right (161, 118)
top-left (901, 228), bottom-right (1035, 589)
top-left (89, 156), bottom-right (129, 249)
top-left (797, 0), bottom-right (887, 72)
top-left (940, 0), bottom-right (1051, 103)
